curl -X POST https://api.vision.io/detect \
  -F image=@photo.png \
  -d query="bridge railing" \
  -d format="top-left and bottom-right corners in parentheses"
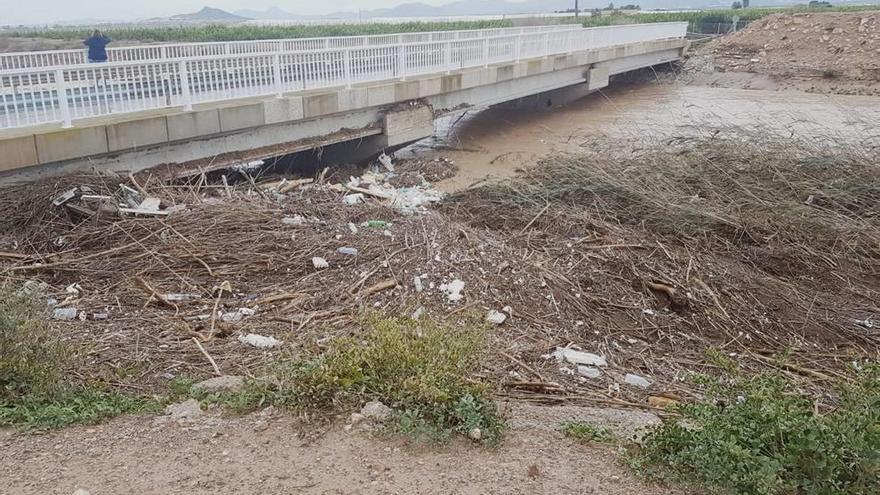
top-left (0, 23), bottom-right (687, 130)
top-left (0, 25), bottom-right (576, 71)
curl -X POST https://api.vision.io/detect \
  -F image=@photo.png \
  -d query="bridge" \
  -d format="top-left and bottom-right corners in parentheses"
top-left (0, 23), bottom-right (688, 179)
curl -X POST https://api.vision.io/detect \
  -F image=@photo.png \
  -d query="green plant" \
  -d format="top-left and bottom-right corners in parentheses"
top-left (240, 314), bottom-right (506, 445)
top-left (0, 388), bottom-right (150, 431)
top-left (0, 283), bottom-right (148, 430)
top-left (560, 421), bottom-right (616, 443)
top-left (632, 366), bottom-right (880, 495)
top-left (0, 284), bottom-right (68, 401)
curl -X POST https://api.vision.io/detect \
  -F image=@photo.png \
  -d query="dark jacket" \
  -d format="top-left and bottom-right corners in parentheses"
top-left (84, 35), bottom-right (111, 61)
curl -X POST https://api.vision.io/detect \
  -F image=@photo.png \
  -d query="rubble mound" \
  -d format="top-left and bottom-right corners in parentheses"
top-left (686, 12), bottom-right (880, 94)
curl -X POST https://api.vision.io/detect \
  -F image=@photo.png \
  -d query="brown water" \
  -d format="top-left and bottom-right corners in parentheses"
top-left (400, 84), bottom-right (880, 192)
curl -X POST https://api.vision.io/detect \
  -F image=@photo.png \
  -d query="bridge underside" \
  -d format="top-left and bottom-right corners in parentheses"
top-left (0, 38), bottom-right (686, 182)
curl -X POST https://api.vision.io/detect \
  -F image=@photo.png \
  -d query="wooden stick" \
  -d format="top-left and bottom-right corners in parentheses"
top-left (518, 202), bottom-right (550, 235)
top-left (362, 279), bottom-right (398, 296)
top-left (500, 350), bottom-right (547, 382)
top-left (192, 337), bottom-right (222, 376)
top-left (5, 231), bottom-right (161, 272)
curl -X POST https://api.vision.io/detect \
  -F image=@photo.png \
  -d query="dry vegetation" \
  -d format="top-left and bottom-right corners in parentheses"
top-left (0, 136), bottom-right (876, 414)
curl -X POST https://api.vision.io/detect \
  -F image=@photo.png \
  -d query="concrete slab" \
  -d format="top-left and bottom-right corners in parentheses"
top-left (219, 103), bottom-right (266, 132)
top-left (107, 117), bottom-right (168, 152)
top-left (367, 85), bottom-right (396, 107)
top-left (0, 135), bottom-right (38, 171)
top-left (587, 66), bottom-right (610, 90)
top-left (263, 97), bottom-right (305, 124)
top-left (303, 93), bottom-right (339, 118)
top-left (167, 110), bottom-right (221, 142)
top-left (393, 81), bottom-right (420, 102)
top-left (35, 127), bottom-right (108, 164)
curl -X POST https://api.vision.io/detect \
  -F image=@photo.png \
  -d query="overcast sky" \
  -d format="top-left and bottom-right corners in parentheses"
top-left (3, 0), bottom-right (462, 25)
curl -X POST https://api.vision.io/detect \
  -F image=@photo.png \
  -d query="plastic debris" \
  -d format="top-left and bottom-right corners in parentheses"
top-left (364, 220), bottom-right (388, 228)
top-left (238, 307), bottom-right (256, 316)
top-left (312, 257), bottom-right (329, 269)
top-left (336, 247), bottom-right (359, 256)
top-left (220, 312), bottom-right (243, 323)
top-left (282, 215), bottom-right (305, 226)
top-left (624, 373), bottom-right (652, 389)
top-left (238, 333), bottom-right (281, 349)
top-left (378, 153), bottom-right (395, 172)
top-left (577, 366), bottom-right (602, 378)
top-left (549, 347), bottom-right (608, 367)
top-left (52, 308), bottom-right (78, 320)
top-left (411, 306), bottom-right (425, 320)
top-left (342, 193), bottom-right (364, 205)
top-left (486, 310), bottom-right (507, 325)
top-left (413, 275), bottom-right (424, 293)
top-left (440, 279), bottom-right (465, 302)
top-left (347, 222), bottom-right (359, 234)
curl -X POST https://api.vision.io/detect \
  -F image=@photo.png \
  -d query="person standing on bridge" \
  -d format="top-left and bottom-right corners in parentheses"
top-left (83, 30), bottom-right (111, 63)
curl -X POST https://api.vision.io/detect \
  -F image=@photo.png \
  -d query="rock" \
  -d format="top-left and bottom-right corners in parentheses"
top-left (413, 275), bottom-right (424, 293)
top-left (486, 310), bottom-right (507, 325)
top-left (624, 373), bottom-right (653, 389)
top-left (312, 257), bottom-right (329, 269)
top-left (347, 222), bottom-right (359, 234)
top-left (439, 279), bottom-right (465, 302)
top-left (238, 307), bottom-right (256, 317)
top-left (238, 333), bottom-right (281, 349)
top-left (336, 247), bottom-right (359, 256)
top-left (350, 412), bottom-right (366, 426)
top-left (72, 489), bottom-right (91, 495)
top-left (577, 365), bottom-right (602, 378)
top-left (378, 152), bottom-right (395, 172)
top-left (253, 420), bottom-right (269, 432)
top-left (411, 306), bottom-right (425, 320)
top-left (468, 427), bottom-right (482, 441)
top-left (164, 399), bottom-right (203, 421)
top-left (360, 401), bottom-right (393, 422)
top-left (52, 308), bottom-right (78, 320)
top-left (549, 347), bottom-right (607, 367)
top-left (193, 375), bottom-right (245, 393)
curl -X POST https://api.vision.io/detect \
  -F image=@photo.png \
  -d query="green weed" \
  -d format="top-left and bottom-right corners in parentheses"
top-left (560, 422), bottom-right (616, 444)
top-left (236, 314), bottom-right (506, 445)
top-left (632, 365), bottom-right (880, 495)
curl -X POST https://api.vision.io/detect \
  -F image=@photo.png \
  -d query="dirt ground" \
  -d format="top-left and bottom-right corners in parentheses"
top-left (1, 403), bottom-right (683, 495)
top-left (678, 12), bottom-right (880, 95)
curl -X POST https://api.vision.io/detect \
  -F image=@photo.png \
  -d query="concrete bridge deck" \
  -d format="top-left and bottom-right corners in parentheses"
top-left (0, 23), bottom-right (688, 180)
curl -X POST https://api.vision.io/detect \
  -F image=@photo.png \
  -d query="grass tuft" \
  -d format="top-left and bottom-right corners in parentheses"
top-left (560, 422), bottom-right (616, 444)
top-left (631, 366), bottom-right (880, 495)
top-left (238, 314), bottom-right (506, 445)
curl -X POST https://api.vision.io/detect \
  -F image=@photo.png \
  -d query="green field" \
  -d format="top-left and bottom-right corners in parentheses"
top-left (1, 20), bottom-right (513, 42)
top-left (2, 4), bottom-right (880, 42)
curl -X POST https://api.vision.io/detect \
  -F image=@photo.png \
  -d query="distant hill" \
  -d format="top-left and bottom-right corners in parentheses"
top-left (170, 7), bottom-right (249, 22)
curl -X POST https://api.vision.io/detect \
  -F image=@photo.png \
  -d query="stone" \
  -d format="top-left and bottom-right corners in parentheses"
top-left (253, 420), bottom-right (269, 432)
top-left (336, 247), bottom-right (359, 256)
top-left (164, 399), bottom-right (203, 421)
top-left (360, 401), bottom-right (392, 422)
top-left (312, 257), bottom-right (329, 269)
top-left (72, 490), bottom-right (91, 495)
top-left (193, 375), bottom-right (245, 393)
top-left (468, 427), bottom-right (482, 441)
top-left (350, 412), bottom-right (366, 426)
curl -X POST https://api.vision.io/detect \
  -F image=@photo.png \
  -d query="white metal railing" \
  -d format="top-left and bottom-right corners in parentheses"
top-left (0, 23), bottom-right (687, 130)
top-left (0, 25), bottom-right (575, 71)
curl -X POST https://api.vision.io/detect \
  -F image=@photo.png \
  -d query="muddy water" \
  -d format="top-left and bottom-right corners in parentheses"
top-left (400, 84), bottom-right (880, 192)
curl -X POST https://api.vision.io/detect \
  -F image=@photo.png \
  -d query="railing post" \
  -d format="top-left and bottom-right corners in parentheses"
top-left (514, 35), bottom-right (522, 62)
top-left (343, 49), bottom-right (352, 89)
top-left (177, 60), bottom-right (192, 111)
top-left (397, 44), bottom-right (406, 80)
top-left (444, 42), bottom-right (453, 74)
top-left (273, 53), bottom-right (284, 97)
top-left (482, 38), bottom-right (489, 68)
top-left (543, 32), bottom-right (550, 58)
top-left (54, 69), bottom-right (72, 128)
